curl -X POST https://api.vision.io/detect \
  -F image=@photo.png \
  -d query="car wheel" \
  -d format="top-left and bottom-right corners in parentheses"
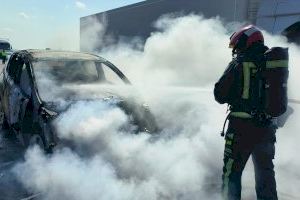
top-left (21, 109), bottom-right (51, 152)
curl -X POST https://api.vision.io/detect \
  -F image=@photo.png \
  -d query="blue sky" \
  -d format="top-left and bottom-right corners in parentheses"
top-left (0, 0), bottom-right (143, 50)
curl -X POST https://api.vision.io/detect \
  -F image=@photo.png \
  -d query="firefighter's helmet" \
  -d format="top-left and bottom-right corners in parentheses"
top-left (229, 25), bottom-right (264, 52)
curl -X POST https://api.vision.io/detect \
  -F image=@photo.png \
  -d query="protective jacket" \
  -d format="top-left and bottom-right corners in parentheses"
top-left (215, 43), bottom-right (289, 122)
top-left (214, 44), bottom-right (270, 120)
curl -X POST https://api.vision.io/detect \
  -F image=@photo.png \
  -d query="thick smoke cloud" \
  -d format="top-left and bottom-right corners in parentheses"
top-left (80, 16), bottom-right (108, 52)
top-left (101, 15), bottom-right (231, 87)
top-left (13, 15), bottom-right (300, 200)
top-left (15, 92), bottom-right (225, 200)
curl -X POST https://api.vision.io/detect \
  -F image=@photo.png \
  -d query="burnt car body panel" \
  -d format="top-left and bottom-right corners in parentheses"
top-left (0, 50), bottom-right (156, 152)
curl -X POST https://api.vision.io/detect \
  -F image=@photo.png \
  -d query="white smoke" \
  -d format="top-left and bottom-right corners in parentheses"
top-left (45, 27), bottom-right (80, 51)
top-left (55, 101), bottom-right (129, 140)
top-left (12, 14), bottom-right (300, 200)
top-left (15, 91), bottom-right (225, 200)
top-left (101, 15), bottom-right (231, 87)
top-left (80, 16), bottom-right (108, 52)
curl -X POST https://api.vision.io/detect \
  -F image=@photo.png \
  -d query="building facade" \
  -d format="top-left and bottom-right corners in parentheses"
top-left (257, 0), bottom-right (300, 43)
top-left (80, 0), bottom-right (300, 50)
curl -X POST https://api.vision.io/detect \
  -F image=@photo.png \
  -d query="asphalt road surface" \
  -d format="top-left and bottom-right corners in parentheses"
top-left (0, 130), bottom-right (33, 200)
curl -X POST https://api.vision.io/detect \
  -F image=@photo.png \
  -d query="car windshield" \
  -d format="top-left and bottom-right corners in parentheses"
top-left (0, 42), bottom-right (11, 50)
top-left (32, 59), bottom-right (127, 101)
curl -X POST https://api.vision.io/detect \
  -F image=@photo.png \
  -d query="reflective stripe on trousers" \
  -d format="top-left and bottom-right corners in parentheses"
top-left (221, 118), bottom-right (278, 200)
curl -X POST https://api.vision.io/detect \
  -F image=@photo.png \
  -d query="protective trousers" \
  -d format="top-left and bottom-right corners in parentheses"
top-left (222, 117), bottom-right (278, 200)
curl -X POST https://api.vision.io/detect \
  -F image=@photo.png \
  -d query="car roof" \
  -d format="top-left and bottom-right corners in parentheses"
top-left (22, 49), bottom-right (106, 62)
top-left (0, 40), bottom-right (10, 43)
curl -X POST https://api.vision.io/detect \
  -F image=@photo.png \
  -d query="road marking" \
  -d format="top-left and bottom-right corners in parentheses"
top-left (289, 99), bottom-right (300, 104)
top-left (20, 193), bottom-right (42, 200)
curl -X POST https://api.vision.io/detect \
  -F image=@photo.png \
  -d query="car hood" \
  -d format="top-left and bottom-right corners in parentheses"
top-left (42, 84), bottom-right (136, 113)
top-left (42, 84), bottom-right (158, 133)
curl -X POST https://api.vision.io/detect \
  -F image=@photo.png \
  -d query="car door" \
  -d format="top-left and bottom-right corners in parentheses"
top-left (2, 54), bottom-right (19, 120)
top-left (3, 54), bottom-right (28, 125)
top-left (18, 62), bottom-right (33, 120)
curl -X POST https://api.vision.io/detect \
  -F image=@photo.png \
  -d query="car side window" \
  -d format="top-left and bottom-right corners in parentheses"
top-left (101, 63), bottom-right (125, 85)
top-left (96, 63), bottom-right (105, 82)
top-left (7, 55), bottom-right (24, 83)
top-left (19, 63), bottom-right (32, 96)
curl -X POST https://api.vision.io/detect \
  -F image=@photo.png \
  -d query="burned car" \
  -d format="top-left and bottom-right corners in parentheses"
top-left (0, 50), bottom-right (157, 152)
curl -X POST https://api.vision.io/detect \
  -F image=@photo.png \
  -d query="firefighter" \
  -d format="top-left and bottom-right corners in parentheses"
top-left (214, 25), bottom-right (279, 200)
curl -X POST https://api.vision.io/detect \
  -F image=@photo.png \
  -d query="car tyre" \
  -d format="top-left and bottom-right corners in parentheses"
top-left (21, 108), bottom-right (46, 151)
